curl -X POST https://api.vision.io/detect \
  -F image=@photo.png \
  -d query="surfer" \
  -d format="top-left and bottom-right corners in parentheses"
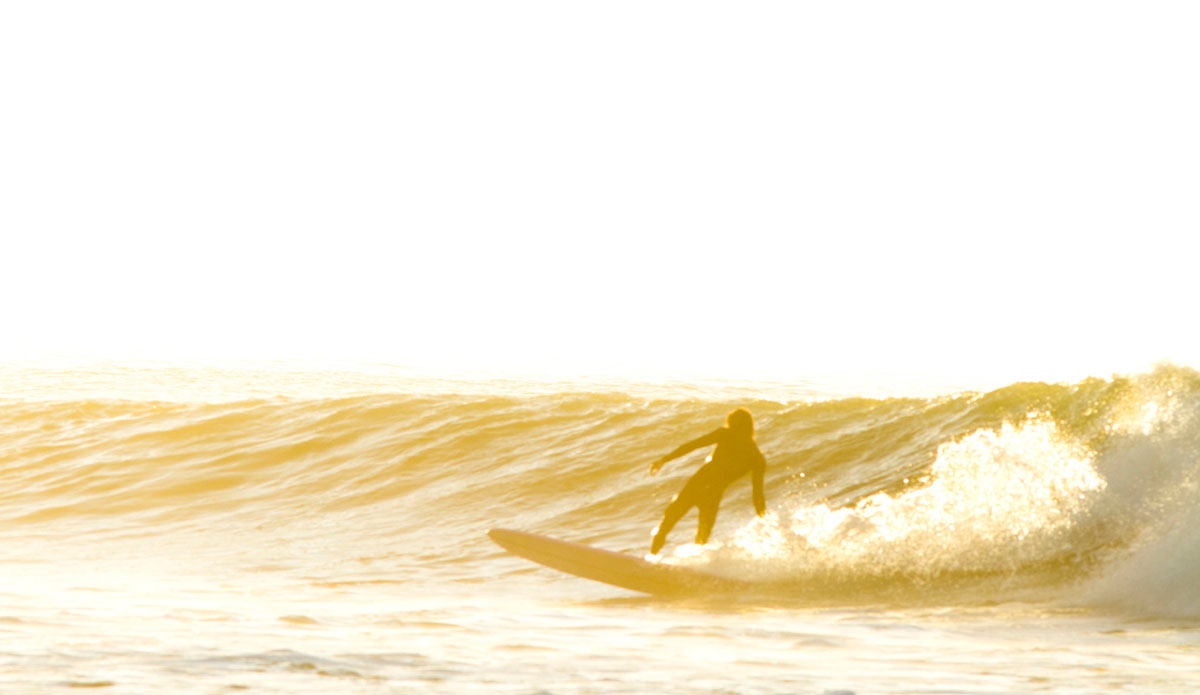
top-left (648, 408), bottom-right (766, 554)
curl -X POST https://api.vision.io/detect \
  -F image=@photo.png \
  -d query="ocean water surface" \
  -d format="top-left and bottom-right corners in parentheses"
top-left (1, 362), bottom-right (1198, 693)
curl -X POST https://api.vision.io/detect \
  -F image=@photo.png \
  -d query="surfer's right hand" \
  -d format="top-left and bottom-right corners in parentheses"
top-left (648, 457), bottom-right (666, 475)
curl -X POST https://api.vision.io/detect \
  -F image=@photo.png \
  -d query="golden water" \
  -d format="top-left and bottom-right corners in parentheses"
top-left (2, 362), bottom-right (1198, 693)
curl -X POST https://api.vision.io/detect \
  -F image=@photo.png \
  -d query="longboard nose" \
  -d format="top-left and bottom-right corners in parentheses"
top-left (487, 527), bottom-right (529, 552)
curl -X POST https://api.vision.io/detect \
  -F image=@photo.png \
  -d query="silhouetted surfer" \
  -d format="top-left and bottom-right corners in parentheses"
top-left (648, 408), bottom-right (766, 554)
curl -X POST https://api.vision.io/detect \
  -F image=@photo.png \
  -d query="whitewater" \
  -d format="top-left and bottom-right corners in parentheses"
top-left (1, 362), bottom-right (1198, 694)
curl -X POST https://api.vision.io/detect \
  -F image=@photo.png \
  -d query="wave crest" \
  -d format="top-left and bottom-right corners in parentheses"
top-left (2, 364), bottom-right (1199, 615)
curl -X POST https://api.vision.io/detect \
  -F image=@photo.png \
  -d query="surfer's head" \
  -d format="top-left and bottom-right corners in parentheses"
top-left (726, 408), bottom-right (754, 437)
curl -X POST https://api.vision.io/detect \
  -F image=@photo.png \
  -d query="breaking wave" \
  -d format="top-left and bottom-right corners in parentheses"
top-left (1, 364), bottom-right (1197, 616)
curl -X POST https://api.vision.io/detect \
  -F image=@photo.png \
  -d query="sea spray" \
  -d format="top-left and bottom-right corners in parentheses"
top-left (1080, 373), bottom-right (1200, 617)
top-left (701, 416), bottom-right (1106, 588)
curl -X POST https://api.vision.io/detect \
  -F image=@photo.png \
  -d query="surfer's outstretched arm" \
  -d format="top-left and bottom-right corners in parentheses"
top-left (649, 429), bottom-right (722, 475)
top-left (751, 459), bottom-right (766, 516)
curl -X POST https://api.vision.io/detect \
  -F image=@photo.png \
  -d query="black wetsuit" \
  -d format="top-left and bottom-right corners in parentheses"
top-left (651, 426), bottom-right (766, 554)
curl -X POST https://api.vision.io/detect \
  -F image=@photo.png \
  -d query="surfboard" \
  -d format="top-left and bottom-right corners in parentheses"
top-left (487, 528), bottom-right (753, 596)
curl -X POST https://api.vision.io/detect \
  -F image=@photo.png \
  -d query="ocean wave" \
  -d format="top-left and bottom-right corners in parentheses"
top-left (2, 365), bottom-right (1198, 615)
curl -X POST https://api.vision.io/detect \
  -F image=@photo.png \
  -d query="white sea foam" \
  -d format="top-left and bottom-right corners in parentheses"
top-left (706, 416), bottom-right (1107, 586)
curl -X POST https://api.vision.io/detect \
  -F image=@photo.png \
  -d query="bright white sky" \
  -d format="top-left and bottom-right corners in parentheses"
top-left (2, 2), bottom-right (1197, 387)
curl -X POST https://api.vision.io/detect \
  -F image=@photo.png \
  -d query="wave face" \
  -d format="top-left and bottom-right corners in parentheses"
top-left (2, 365), bottom-right (1198, 616)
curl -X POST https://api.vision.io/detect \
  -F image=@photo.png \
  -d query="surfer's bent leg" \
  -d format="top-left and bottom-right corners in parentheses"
top-left (651, 470), bottom-right (717, 554)
top-left (695, 495), bottom-right (721, 545)
top-left (651, 493), bottom-right (694, 554)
